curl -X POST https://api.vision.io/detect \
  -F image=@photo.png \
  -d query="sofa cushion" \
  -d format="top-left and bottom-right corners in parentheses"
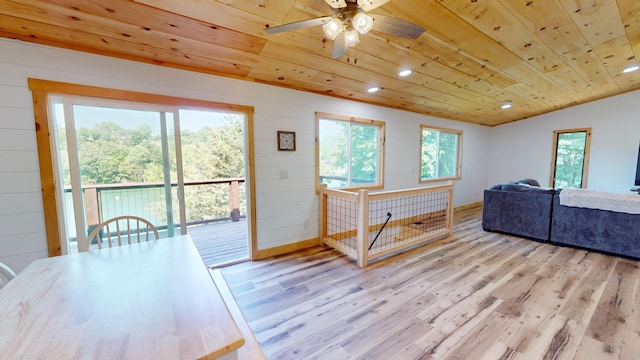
top-left (516, 178), bottom-right (540, 187)
top-left (502, 183), bottom-right (556, 195)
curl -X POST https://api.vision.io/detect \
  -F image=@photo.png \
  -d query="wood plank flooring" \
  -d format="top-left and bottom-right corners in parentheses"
top-left (188, 220), bottom-right (248, 267)
top-left (219, 207), bottom-right (640, 359)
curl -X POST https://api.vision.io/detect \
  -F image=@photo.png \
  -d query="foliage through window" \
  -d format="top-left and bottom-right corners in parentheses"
top-left (316, 113), bottom-right (385, 189)
top-left (420, 125), bottom-right (462, 181)
top-left (550, 128), bottom-right (591, 189)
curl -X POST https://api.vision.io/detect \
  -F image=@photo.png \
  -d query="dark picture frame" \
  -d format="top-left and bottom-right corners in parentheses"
top-left (277, 130), bottom-right (296, 151)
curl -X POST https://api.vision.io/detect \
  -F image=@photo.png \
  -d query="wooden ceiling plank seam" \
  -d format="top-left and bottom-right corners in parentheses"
top-left (282, 29), bottom-right (510, 105)
top-left (222, 0), bottom-right (297, 25)
top-left (1, 0), bottom-right (264, 66)
top-left (257, 41), bottom-right (498, 115)
top-left (438, 0), bottom-right (600, 99)
top-left (617, 0), bottom-right (640, 67)
top-left (251, 62), bottom-right (497, 122)
top-left (40, 0), bottom-right (267, 54)
top-left (381, 1), bottom-right (524, 68)
top-left (558, 0), bottom-right (636, 89)
top-left (134, 0), bottom-right (274, 38)
top-left (298, 69), bottom-right (539, 122)
top-left (250, 73), bottom-right (489, 125)
top-left (498, 0), bottom-right (620, 94)
top-left (272, 24), bottom-right (543, 110)
top-left (0, 13), bottom-right (253, 78)
top-left (380, 4), bottom-right (580, 105)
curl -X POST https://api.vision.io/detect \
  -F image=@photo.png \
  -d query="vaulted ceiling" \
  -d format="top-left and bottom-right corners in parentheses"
top-left (2, 0), bottom-right (640, 126)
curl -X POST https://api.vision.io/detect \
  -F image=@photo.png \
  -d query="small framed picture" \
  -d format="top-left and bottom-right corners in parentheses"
top-left (277, 130), bottom-right (296, 151)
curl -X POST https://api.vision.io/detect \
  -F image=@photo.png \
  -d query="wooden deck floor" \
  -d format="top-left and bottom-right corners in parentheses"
top-left (219, 208), bottom-right (640, 359)
top-left (189, 220), bottom-right (249, 267)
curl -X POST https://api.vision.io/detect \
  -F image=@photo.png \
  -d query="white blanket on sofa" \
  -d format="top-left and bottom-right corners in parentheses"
top-left (559, 188), bottom-right (640, 214)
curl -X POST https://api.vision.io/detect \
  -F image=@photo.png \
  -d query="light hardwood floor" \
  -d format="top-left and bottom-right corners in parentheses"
top-left (220, 208), bottom-right (640, 359)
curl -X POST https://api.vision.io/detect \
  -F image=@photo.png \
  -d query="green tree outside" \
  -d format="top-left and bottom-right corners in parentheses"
top-left (553, 132), bottom-right (587, 189)
top-left (62, 114), bottom-right (245, 226)
top-left (421, 129), bottom-right (458, 180)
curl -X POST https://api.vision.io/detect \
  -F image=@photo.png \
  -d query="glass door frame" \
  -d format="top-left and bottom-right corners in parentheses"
top-left (29, 78), bottom-right (256, 259)
top-left (51, 95), bottom-right (187, 254)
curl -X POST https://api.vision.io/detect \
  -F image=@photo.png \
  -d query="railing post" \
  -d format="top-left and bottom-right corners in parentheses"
top-left (446, 181), bottom-right (454, 236)
top-left (319, 184), bottom-right (327, 245)
top-left (356, 189), bottom-right (369, 268)
top-left (229, 180), bottom-right (240, 222)
top-left (84, 187), bottom-right (100, 235)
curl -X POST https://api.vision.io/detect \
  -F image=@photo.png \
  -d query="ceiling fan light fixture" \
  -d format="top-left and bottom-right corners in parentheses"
top-left (623, 65), bottom-right (639, 73)
top-left (345, 29), bottom-right (360, 47)
top-left (323, 18), bottom-right (344, 40)
top-left (353, 13), bottom-right (374, 34)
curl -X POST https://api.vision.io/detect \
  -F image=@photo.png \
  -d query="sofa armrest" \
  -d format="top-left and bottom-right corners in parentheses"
top-left (482, 189), bottom-right (554, 242)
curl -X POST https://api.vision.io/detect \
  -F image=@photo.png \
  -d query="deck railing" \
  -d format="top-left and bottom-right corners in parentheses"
top-left (65, 178), bottom-right (245, 239)
top-left (320, 182), bottom-right (454, 267)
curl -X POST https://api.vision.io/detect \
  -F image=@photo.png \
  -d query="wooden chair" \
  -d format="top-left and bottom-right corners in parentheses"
top-left (80, 216), bottom-right (160, 252)
top-left (0, 261), bottom-right (16, 290)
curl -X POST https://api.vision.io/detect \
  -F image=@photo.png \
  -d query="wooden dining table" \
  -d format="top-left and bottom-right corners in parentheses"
top-left (0, 235), bottom-right (244, 359)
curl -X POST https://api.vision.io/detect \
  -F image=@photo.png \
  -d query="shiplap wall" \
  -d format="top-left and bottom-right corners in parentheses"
top-left (0, 38), bottom-right (491, 272)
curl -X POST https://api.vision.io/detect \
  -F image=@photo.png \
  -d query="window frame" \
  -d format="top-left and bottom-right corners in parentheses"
top-left (419, 125), bottom-right (463, 183)
top-left (549, 127), bottom-right (591, 189)
top-left (315, 112), bottom-right (385, 192)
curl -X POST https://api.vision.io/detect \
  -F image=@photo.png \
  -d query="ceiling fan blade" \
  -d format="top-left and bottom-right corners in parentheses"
top-left (265, 16), bottom-right (332, 34)
top-left (370, 14), bottom-right (425, 39)
top-left (357, 0), bottom-right (391, 12)
top-left (325, 0), bottom-right (347, 9)
top-left (332, 33), bottom-right (347, 59)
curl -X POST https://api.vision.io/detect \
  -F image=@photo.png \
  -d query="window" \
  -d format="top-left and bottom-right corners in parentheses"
top-left (420, 125), bottom-right (462, 182)
top-left (316, 112), bottom-right (385, 190)
top-left (550, 128), bottom-right (591, 189)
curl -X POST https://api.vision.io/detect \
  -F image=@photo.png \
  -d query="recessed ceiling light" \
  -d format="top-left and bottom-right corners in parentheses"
top-left (623, 65), bottom-right (639, 73)
top-left (501, 101), bottom-right (512, 109)
top-left (398, 69), bottom-right (412, 77)
top-left (367, 87), bottom-right (380, 93)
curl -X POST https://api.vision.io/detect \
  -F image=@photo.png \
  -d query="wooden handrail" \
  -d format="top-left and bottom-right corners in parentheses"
top-left (74, 178), bottom-right (246, 233)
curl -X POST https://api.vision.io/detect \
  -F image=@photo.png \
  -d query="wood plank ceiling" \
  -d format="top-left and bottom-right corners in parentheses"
top-left (1, 0), bottom-right (640, 126)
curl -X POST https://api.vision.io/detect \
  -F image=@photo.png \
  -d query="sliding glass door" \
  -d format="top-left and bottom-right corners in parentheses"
top-left (51, 97), bottom-right (182, 253)
top-left (177, 109), bottom-right (249, 265)
top-left (49, 95), bottom-right (250, 266)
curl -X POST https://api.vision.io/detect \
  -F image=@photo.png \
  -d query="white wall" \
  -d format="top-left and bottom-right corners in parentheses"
top-left (488, 90), bottom-right (640, 193)
top-left (0, 38), bottom-right (490, 272)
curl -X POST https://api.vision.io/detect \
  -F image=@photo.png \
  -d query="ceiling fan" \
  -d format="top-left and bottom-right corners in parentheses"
top-left (264, 0), bottom-right (425, 59)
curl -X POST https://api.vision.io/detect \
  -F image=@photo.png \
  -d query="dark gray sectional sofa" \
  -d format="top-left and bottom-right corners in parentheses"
top-left (482, 180), bottom-right (640, 259)
top-left (482, 181), bottom-right (556, 242)
top-left (550, 193), bottom-right (640, 259)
